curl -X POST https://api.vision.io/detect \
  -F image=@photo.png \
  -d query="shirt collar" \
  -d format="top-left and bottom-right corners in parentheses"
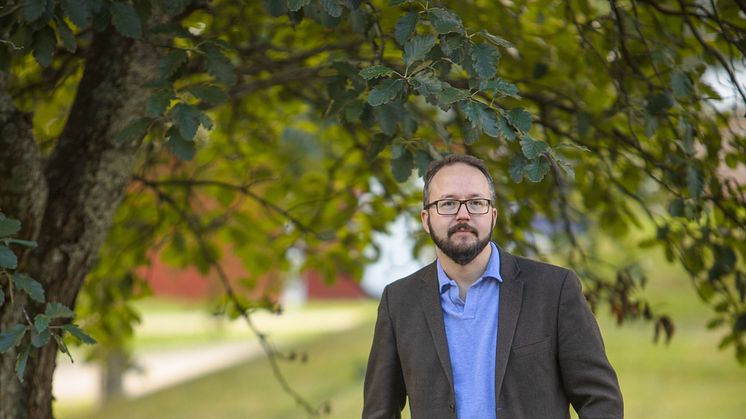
top-left (436, 242), bottom-right (503, 294)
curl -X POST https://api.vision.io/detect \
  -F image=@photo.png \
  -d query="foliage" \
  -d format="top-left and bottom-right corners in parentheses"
top-left (0, 215), bottom-right (95, 381)
top-left (1, 0), bottom-right (746, 415)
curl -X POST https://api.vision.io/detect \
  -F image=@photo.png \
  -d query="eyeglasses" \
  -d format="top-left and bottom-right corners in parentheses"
top-left (424, 199), bottom-right (492, 215)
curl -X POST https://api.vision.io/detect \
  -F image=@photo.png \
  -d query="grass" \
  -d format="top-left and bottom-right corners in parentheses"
top-left (60, 262), bottom-right (745, 419)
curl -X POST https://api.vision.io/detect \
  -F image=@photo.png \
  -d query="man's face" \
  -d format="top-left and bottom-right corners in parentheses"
top-left (421, 163), bottom-right (496, 265)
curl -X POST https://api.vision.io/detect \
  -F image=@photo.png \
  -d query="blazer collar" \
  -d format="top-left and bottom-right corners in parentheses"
top-left (416, 262), bottom-right (454, 390)
top-left (494, 247), bottom-right (523, 401)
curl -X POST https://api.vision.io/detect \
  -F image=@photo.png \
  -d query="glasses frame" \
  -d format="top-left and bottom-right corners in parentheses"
top-left (424, 198), bottom-right (493, 215)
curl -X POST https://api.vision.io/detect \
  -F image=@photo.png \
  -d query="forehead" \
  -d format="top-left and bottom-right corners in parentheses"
top-left (428, 163), bottom-right (491, 198)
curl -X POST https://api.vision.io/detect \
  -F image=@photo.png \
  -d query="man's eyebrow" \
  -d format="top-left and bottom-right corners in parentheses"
top-left (438, 193), bottom-right (487, 199)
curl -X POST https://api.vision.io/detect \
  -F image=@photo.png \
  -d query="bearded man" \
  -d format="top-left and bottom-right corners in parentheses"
top-left (362, 154), bottom-right (623, 419)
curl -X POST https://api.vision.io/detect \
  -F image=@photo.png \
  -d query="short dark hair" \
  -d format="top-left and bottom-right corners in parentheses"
top-left (422, 154), bottom-right (496, 208)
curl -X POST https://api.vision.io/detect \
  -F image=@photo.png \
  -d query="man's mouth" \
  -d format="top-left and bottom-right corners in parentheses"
top-left (448, 224), bottom-right (477, 236)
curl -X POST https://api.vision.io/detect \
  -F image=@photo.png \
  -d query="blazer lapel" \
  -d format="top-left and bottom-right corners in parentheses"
top-left (416, 262), bottom-right (454, 390)
top-left (494, 248), bottom-right (523, 400)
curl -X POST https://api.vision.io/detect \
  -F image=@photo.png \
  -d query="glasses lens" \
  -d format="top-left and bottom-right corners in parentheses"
top-left (466, 199), bottom-right (489, 214)
top-left (437, 200), bottom-right (459, 214)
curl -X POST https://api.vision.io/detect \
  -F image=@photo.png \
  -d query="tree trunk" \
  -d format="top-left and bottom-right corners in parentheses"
top-left (0, 24), bottom-right (162, 419)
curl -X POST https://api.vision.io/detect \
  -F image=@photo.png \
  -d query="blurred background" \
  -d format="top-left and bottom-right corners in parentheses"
top-left (2, 1), bottom-right (745, 418)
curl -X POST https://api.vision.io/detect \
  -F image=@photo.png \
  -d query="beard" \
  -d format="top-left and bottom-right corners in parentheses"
top-left (427, 218), bottom-right (492, 266)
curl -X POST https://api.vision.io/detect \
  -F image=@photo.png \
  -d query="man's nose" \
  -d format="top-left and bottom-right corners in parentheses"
top-left (455, 203), bottom-right (471, 220)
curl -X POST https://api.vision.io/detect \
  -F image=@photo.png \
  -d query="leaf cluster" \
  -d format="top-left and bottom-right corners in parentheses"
top-left (0, 215), bottom-right (95, 382)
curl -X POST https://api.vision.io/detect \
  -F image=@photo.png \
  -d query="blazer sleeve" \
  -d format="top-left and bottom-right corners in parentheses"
top-left (558, 271), bottom-right (624, 419)
top-left (362, 286), bottom-right (407, 419)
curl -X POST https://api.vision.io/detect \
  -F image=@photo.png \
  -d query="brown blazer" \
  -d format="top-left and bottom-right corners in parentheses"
top-left (362, 247), bottom-right (623, 419)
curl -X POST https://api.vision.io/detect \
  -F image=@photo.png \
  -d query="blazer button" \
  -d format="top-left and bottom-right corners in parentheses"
top-left (449, 403), bottom-right (455, 412)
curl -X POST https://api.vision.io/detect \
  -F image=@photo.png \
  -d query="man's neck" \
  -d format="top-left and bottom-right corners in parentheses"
top-left (438, 244), bottom-right (492, 300)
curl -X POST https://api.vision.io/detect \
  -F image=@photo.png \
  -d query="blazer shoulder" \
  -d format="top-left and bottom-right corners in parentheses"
top-left (382, 261), bottom-right (436, 295)
top-left (512, 254), bottom-right (573, 285)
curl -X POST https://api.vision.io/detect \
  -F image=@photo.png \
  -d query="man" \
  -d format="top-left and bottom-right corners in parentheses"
top-left (362, 154), bottom-right (623, 419)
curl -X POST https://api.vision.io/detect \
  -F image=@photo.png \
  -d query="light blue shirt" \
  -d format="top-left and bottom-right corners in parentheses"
top-left (437, 241), bottom-right (502, 419)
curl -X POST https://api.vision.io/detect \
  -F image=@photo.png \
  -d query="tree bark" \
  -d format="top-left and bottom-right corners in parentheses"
top-left (0, 24), bottom-right (162, 418)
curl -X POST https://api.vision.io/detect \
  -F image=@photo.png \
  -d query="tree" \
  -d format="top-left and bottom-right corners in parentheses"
top-left (1, 0), bottom-right (745, 417)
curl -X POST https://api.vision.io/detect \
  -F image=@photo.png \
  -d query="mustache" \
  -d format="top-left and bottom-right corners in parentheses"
top-left (448, 223), bottom-right (478, 236)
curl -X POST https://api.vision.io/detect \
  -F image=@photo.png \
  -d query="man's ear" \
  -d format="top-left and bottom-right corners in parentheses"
top-left (421, 209), bottom-right (430, 233)
top-left (491, 207), bottom-right (497, 229)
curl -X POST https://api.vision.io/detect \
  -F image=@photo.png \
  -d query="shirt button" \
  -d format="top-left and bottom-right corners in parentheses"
top-left (449, 403), bottom-right (455, 411)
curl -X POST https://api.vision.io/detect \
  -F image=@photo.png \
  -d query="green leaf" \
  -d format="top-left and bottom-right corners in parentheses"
top-left (461, 101), bottom-right (498, 137)
top-left (0, 286), bottom-right (4, 306)
top-left (31, 328), bottom-right (51, 348)
top-left (394, 12), bottom-right (417, 46)
top-left (116, 117), bottom-right (151, 145)
top-left (507, 108), bottom-right (532, 133)
top-left (344, 99), bottom-right (365, 123)
top-left (389, 0), bottom-right (407, 5)
top-left (735, 313), bottom-right (746, 332)
top-left (403, 35), bottom-right (436, 66)
top-left (687, 165), bottom-right (704, 199)
top-left (414, 149), bottom-right (432, 177)
top-left (321, 0), bottom-right (342, 18)
top-left (497, 115), bottom-right (516, 141)
top-left (61, 0), bottom-right (92, 28)
top-left (32, 26), bottom-right (56, 68)
top-left (391, 149), bottom-right (414, 182)
top-left (34, 315), bottom-right (49, 334)
top-left (159, 49), bottom-right (188, 80)
top-left (411, 72), bottom-right (443, 96)
top-left (287, 0), bottom-right (311, 12)
top-left (0, 245), bottom-right (17, 269)
top-left (577, 111), bottom-right (591, 138)
top-left (645, 92), bottom-right (673, 115)
top-left (24, 0), bottom-right (47, 23)
top-left (12, 273), bottom-right (45, 303)
top-left (478, 30), bottom-right (515, 49)
top-left (111, 1), bottom-right (142, 39)
top-left (677, 116), bottom-right (694, 154)
top-left (146, 89), bottom-right (174, 117)
top-left (373, 103), bottom-right (400, 137)
top-left (525, 157), bottom-right (550, 182)
top-left (0, 324), bottom-right (27, 353)
top-left (171, 103), bottom-right (202, 140)
top-left (6, 239), bottom-right (37, 249)
top-left (668, 198), bottom-right (684, 217)
top-left (263, 0), bottom-right (288, 16)
top-left (368, 78), bottom-right (404, 107)
top-left (16, 346), bottom-right (30, 382)
top-left (479, 78), bottom-right (519, 98)
top-left (204, 45), bottom-right (237, 85)
top-left (509, 155), bottom-right (527, 182)
top-left (471, 43), bottom-right (500, 79)
top-left (671, 71), bottom-right (693, 99)
top-left (359, 65), bottom-right (394, 80)
top-left (116, 118), bottom-right (152, 147)
top-left (366, 134), bottom-right (390, 160)
top-left (520, 136), bottom-right (548, 159)
top-left (63, 324), bottom-right (96, 344)
top-left (189, 85), bottom-right (228, 105)
top-left (166, 127), bottom-right (196, 161)
top-left (56, 18), bottom-right (77, 53)
top-left (390, 143), bottom-right (404, 159)
top-left (437, 86), bottom-right (469, 106)
top-left (0, 217), bottom-right (22, 237)
top-left (555, 157), bottom-right (575, 180)
top-left (428, 8), bottom-right (463, 34)
top-left (45, 302), bottom-right (75, 319)
top-left (462, 122), bottom-right (479, 145)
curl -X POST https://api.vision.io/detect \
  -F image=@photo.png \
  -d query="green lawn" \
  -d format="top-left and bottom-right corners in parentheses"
top-left (62, 266), bottom-right (745, 419)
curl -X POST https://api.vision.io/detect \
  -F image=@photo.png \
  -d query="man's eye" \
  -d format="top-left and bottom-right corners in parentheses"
top-left (440, 201), bottom-right (458, 208)
top-left (470, 200), bottom-right (486, 208)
